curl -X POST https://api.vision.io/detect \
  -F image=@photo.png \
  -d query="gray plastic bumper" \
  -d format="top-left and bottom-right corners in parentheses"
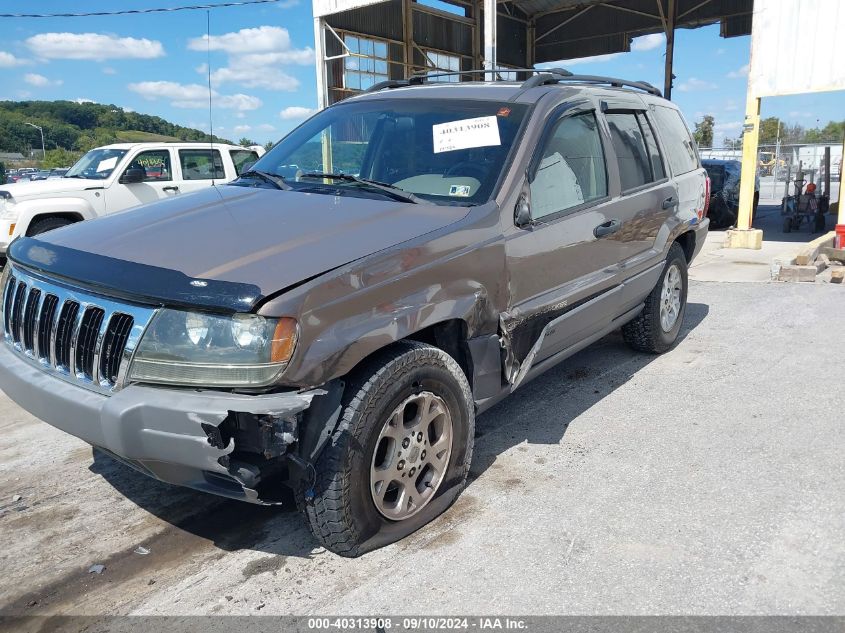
top-left (0, 343), bottom-right (320, 503)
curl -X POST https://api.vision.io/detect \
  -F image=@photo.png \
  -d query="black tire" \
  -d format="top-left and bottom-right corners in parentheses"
top-left (28, 216), bottom-right (73, 236)
top-left (622, 242), bottom-right (688, 354)
top-left (300, 341), bottom-right (474, 557)
top-left (783, 217), bottom-right (792, 233)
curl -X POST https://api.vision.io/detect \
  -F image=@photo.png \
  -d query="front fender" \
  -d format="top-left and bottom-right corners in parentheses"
top-left (12, 196), bottom-right (96, 238)
top-left (292, 278), bottom-right (493, 386)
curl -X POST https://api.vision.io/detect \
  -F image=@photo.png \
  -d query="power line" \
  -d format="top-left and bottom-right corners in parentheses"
top-left (0, 0), bottom-right (283, 19)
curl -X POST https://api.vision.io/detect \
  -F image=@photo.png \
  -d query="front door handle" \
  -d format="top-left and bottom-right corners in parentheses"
top-left (662, 196), bottom-right (677, 209)
top-left (594, 219), bottom-right (621, 238)
top-left (163, 185), bottom-right (179, 193)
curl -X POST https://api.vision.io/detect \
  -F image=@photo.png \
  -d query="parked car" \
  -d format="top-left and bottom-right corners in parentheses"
top-left (0, 142), bottom-right (263, 255)
top-left (0, 73), bottom-right (709, 556)
top-left (30, 170), bottom-right (52, 181)
top-left (47, 168), bottom-right (68, 180)
top-left (701, 159), bottom-right (759, 229)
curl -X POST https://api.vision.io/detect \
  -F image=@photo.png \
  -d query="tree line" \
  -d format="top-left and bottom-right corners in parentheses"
top-left (692, 114), bottom-right (845, 149)
top-left (0, 100), bottom-right (234, 168)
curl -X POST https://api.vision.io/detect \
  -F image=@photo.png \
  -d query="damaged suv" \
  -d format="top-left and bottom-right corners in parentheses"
top-left (0, 70), bottom-right (708, 556)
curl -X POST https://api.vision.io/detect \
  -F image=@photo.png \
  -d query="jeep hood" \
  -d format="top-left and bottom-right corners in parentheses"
top-left (23, 185), bottom-right (466, 306)
top-left (1, 177), bottom-right (98, 198)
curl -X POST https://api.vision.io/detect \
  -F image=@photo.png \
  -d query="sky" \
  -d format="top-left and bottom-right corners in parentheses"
top-left (0, 0), bottom-right (842, 146)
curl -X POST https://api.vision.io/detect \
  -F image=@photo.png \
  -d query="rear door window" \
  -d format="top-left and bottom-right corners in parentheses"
top-left (230, 150), bottom-right (259, 176)
top-left (605, 112), bottom-right (653, 192)
top-left (637, 112), bottom-right (666, 181)
top-left (651, 106), bottom-right (699, 175)
top-left (179, 149), bottom-right (225, 180)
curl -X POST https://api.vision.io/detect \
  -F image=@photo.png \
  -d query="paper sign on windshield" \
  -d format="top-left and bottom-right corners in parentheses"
top-left (433, 116), bottom-right (501, 154)
top-left (97, 157), bottom-right (118, 172)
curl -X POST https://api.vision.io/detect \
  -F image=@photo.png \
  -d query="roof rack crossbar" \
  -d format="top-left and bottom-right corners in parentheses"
top-left (361, 67), bottom-right (662, 97)
top-left (362, 67), bottom-right (572, 93)
top-left (524, 73), bottom-right (662, 96)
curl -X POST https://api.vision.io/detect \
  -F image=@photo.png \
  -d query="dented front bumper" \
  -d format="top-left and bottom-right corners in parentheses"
top-left (0, 343), bottom-right (320, 504)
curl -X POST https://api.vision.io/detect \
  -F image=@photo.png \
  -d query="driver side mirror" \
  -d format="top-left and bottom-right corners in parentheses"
top-left (120, 167), bottom-right (145, 184)
top-left (514, 175), bottom-right (533, 229)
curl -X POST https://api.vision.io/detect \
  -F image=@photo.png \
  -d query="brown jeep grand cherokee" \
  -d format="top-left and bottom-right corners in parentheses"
top-left (0, 71), bottom-right (709, 556)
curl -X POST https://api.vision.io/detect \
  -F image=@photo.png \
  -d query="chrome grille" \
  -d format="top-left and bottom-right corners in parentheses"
top-left (1, 265), bottom-right (156, 394)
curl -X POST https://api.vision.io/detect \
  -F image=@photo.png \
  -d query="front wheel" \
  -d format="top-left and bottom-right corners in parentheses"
top-left (622, 242), bottom-right (688, 354)
top-left (301, 341), bottom-right (474, 557)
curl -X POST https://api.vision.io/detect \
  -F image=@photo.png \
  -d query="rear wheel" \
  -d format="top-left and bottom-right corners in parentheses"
top-left (623, 242), bottom-right (688, 354)
top-left (301, 341), bottom-right (474, 557)
top-left (783, 217), bottom-right (792, 233)
top-left (28, 216), bottom-right (73, 236)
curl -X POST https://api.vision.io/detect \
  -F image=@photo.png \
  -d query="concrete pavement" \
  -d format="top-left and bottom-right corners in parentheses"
top-left (0, 281), bottom-right (843, 617)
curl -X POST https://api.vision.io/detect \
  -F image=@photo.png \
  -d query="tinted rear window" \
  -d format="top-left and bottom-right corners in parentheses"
top-left (605, 112), bottom-right (653, 191)
top-left (651, 106), bottom-right (699, 176)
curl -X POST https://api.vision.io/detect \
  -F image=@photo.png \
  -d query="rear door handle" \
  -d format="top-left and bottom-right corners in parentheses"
top-left (662, 196), bottom-right (677, 209)
top-left (594, 219), bottom-right (621, 238)
top-left (163, 185), bottom-right (179, 192)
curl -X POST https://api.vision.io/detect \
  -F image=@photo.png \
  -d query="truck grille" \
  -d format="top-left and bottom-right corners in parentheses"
top-left (1, 265), bottom-right (156, 394)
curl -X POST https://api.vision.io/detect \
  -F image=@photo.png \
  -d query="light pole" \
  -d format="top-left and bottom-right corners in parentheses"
top-left (24, 122), bottom-right (45, 160)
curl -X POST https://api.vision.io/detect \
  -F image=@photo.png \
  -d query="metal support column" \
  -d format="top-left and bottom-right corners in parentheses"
top-left (473, 0), bottom-right (482, 70)
top-left (839, 137), bottom-right (845, 228)
top-left (483, 0), bottom-right (496, 71)
top-left (736, 95), bottom-right (761, 231)
top-left (403, 0), bottom-right (414, 77)
top-left (313, 16), bottom-right (329, 110)
top-left (526, 20), bottom-right (535, 69)
top-left (663, 0), bottom-right (676, 100)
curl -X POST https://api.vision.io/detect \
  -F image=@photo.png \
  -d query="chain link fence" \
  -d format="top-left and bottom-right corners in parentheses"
top-left (700, 142), bottom-right (842, 200)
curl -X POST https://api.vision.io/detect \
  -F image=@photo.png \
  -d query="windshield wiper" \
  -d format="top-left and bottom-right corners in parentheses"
top-left (240, 169), bottom-right (292, 191)
top-left (299, 173), bottom-right (419, 204)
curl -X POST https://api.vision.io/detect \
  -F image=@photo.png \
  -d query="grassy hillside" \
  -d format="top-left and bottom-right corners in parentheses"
top-left (0, 100), bottom-right (231, 167)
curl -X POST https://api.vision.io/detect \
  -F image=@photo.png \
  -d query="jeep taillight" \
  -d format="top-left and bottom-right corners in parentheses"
top-left (700, 175), bottom-right (710, 220)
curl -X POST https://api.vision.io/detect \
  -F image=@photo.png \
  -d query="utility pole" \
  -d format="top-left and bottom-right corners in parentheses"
top-left (24, 122), bottom-right (45, 160)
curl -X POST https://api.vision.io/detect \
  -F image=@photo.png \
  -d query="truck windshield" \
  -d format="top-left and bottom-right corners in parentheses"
top-left (65, 148), bottom-right (129, 180)
top-left (243, 99), bottom-right (530, 205)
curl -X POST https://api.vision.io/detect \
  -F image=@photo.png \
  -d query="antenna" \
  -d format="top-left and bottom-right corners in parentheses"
top-left (206, 9), bottom-right (215, 185)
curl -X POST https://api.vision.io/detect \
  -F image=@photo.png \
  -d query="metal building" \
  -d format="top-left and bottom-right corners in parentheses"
top-left (311, 0), bottom-right (753, 107)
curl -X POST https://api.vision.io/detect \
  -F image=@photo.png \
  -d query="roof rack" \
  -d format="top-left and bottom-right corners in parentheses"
top-left (362, 68), bottom-right (572, 93)
top-left (525, 73), bottom-right (662, 96)
top-left (362, 67), bottom-right (662, 97)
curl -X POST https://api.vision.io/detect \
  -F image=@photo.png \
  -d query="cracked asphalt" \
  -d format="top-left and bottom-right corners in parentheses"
top-left (0, 279), bottom-right (842, 617)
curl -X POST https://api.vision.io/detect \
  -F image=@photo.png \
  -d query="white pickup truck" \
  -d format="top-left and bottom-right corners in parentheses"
top-left (0, 142), bottom-right (263, 254)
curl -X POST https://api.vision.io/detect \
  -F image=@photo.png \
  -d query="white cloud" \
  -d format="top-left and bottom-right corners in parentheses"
top-left (677, 77), bottom-right (717, 92)
top-left (234, 124), bottom-right (252, 133)
top-left (0, 51), bottom-right (28, 67)
top-left (276, 0), bottom-right (300, 7)
top-left (127, 80), bottom-right (262, 111)
top-left (723, 100), bottom-right (739, 112)
top-left (72, 98), bottom-right (95, 104)
top-left (27, 32), bottom-right (165, 60)
top-left (24, 73), bottom-right (63, 87)
top-left (726, 64), bottom-right (749, 79)
top-left (788, 110), bottom-right (813, 119)
top-left (189, 26), bottom-right (291, 54)
top-left (631, 33), bottom-right (665, 52)
top-left (195, 63), bottom-right (208, 75)
top-left (189, 26), bottom-right (311, 92)
top-left (280, 106), bottom-right (315, 120)
top-left (257, 123), bottom-right (276, 131)
top-left (211, 65), bottom-right (300, 91)
top-left (102, 66), bottom-right (117, 75)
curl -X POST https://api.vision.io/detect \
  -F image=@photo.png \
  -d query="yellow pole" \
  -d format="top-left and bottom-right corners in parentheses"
top-left (736, 93), bottom-right (761, 230)
top-left (839, 136), bottom-right (845, 226)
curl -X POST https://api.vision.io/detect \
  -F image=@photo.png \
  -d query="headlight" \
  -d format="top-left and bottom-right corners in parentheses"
top-left (127, 309), bottom-right (298, 387)
top-left (0, 193), bottom-right (17, 221)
